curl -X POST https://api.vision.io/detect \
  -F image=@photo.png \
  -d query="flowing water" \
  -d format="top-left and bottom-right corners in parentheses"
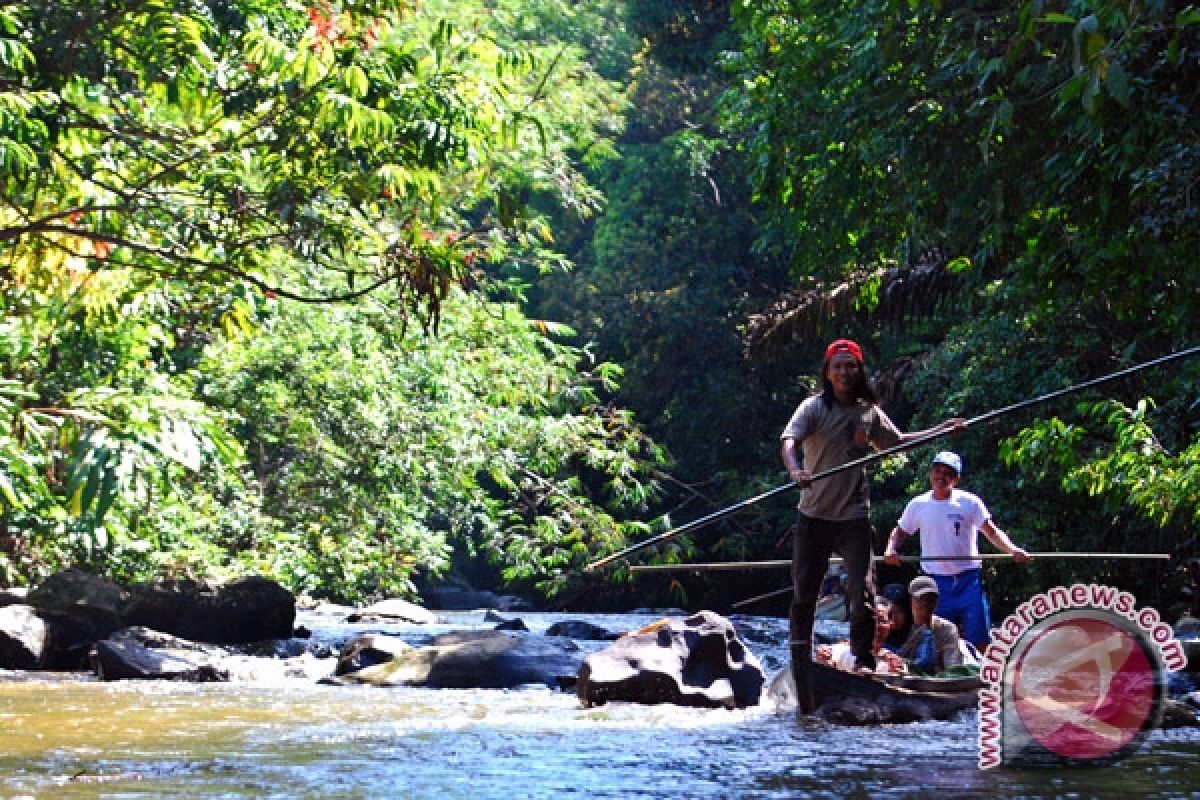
top-left (2, 610), bottom-right (1199, 799)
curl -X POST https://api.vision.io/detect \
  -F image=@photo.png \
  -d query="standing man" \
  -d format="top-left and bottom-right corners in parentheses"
top-left (883, 451), bottom-right (1031, 649)
top-left (781, 339), bottom-right (962, 712)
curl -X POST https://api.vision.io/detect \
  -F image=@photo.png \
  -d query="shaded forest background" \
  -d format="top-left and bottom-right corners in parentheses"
top-left (2, 0), bottom-right (1198, 621)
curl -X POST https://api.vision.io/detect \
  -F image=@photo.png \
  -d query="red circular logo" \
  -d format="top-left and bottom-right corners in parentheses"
top-left (1009, 613), bottom-right (1159, 761)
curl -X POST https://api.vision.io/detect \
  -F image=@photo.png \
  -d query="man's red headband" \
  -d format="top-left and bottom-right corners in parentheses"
top-left (825, 339), bottom-right (864, 362)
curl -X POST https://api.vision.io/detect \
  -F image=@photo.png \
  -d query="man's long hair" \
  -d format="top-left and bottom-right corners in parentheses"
top-left (818, 353), bottom-right (880, 407)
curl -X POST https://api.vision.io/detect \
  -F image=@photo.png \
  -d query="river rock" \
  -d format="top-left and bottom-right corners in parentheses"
top-left (334, 633), bottom-right (413, 675)
top-left (1180, 639), bottom-right (1200, 675)
top-left (350, 598), bottom-right (439, 625)
top-left (122, 576), bottom-right (295, 644)
top-left (307, 602), bottom-right (359, 618)
top-left (21, 570), bottom-right (133, 668)
top-left (26, 569), bottom-right (128, 636)
top-left (493, 618), bottom-right (529, 632)
top-left (0, 587), bottom-right (28, 607)
top-left (90, 627), bottom-right (229, 682)
top-left (545, 620), bottom-right (619, 641)
top-left (575, 610), bottom-right (765, 710)
top-left (421, 584), bottom-right (533, 612)
top-left (0, 604), bottom-right (47, 669)
top-left (1160, 698), bottom-right (1200, 728)
top-left (38, 608), bottom-right (117, 670)
top-left (484, 611), bottom-right (529, 631)
top-left (326, 629), bottom-right (581, 689)
top-left (1174, 615), bottom-right (1200, 639)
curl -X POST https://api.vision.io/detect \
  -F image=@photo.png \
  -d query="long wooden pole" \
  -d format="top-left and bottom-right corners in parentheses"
top-left (585, 345), bottom-right (1200, 572)
top-left (628, 552), bottom-right (1171, 573)
top-left (725, 552), bottom-right (1172, 609)
top-left (731, 586), bottom-right (796, 609)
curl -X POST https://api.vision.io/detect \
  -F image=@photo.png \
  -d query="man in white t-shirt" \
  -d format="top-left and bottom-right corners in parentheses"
top-left (882, 451), bottom-right (1031, 647)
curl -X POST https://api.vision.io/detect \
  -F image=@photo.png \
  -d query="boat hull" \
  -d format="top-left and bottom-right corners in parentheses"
top-left (769, 663), bottom-right (980, 724)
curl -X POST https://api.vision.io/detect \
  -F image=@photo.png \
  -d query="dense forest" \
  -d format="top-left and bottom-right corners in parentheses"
top-left (2, 0), bottom-right (1198, 620)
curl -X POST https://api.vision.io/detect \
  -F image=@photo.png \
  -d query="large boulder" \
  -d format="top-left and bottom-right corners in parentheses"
top-left (22, 570), bottom-right (133, 668)
top-left (26, 569), bottom-right (127, 637)
top-left (38, 609), bottom-right (112, 669)
top-left (327, 629), bottom-right (581, 689)
top-left (21, 570), bottom-right (295, 658)
top-left (90, 627), bottom-right (229, 682)
top-left (576, 611), bottom-right (765, 710)
top-left (122, 576), bottom-right (295, 644)
top-left (0, 604), bottom-right (47, 669)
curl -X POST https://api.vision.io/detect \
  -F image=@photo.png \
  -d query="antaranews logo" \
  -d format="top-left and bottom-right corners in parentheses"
top-left (978, 583), bottom-right (1187, 768)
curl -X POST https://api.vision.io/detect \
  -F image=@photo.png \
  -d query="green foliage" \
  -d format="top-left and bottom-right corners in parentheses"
top-left (0, 251), bottom-right (245, 578)
top-left (195, 293), bottom-right (664, 601)
top-left (626, 0), bottom-right (734, 71)
top-left (0, 0), bottom-right (663, 605)
top-left (0, 0), bottom-right (615, 320)
top-left (724, 0), bottom-right (1200, 332)
top-left (1002, 399), bottom-right (1200, 529)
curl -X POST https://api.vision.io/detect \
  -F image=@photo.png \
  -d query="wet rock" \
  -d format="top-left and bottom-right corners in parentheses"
top-left (576, 610), bottom-right (765, 710)
top-left (17, 570), bottom-right (132, 669)
top-left (326, 629), bottom-right (581, 689)
top-left (493, 618), bottom-right (529, 632)
top-left (1174, 615), bottom-right (1200, 639)
top-left (350, 598), bottom-right (439, 625)
top-left (1160, 698), bottom-right (1200, 728)
top-left (484, 611), bottom-right (528, 631)
top-left (26, 569), bottom-right (127, 637)
top-left (91, 627), bottom-right (229, 681)
top-left (1180, 639), bottom-right (1200, 675)
top-left (545, 620), bottom-right (618, 641)
top-left (0, 587), bottom-right (28, 607)
top-left (334, 633), bottom-right (413, 676)
top-left (0, 604), bottom-right (47, 669)
top-left (307, 602), bottom-right (358, 618)
top-left (123, 576), bottom-right (295, 644)
top-left (37, 609), bottom-right (110, 670)
top-left (421, 584), bottom-right (533, 612)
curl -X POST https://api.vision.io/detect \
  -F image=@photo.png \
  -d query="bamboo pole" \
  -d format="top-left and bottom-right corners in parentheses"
top-left (725, 552), bottom-right (1172, 609)
top-left (731, 586), bottom-right (794, 609)
top-left (585, 345), bottom-right (1200, 572)
top-left (628, 552), bottom-right (1171, 573)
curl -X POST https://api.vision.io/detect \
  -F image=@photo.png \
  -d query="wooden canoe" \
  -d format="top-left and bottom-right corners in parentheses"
top-left (769, 663), bottom-right (981, 724)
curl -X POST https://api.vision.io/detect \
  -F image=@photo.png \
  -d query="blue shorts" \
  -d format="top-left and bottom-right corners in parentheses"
top-left (931, 568), bottom-right (990, 647)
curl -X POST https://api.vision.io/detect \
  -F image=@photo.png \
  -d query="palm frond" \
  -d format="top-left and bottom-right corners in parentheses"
top-left (743, 248), bottom-right (963, 362)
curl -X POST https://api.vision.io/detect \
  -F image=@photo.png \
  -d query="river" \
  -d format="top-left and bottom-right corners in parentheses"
top-left (2, 610), bottom-right (1199, 799)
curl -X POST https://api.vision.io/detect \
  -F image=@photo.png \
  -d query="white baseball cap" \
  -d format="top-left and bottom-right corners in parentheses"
top-left (931, 451), bottom-right (962, 475)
